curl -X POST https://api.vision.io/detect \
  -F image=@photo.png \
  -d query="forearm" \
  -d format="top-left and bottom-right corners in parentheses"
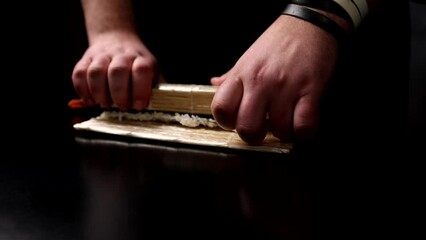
top-left (81, 0), bottom-right (137, 44)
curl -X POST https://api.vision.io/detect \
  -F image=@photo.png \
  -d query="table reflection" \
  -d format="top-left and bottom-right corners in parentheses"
top-left (75, 135), bottom-right (313, 240)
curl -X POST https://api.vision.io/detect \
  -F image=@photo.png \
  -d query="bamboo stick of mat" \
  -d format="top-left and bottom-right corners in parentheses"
top-left (145, 83), bottom-right (217, 115)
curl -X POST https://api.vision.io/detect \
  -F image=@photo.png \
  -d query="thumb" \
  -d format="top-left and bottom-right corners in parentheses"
top-left (210, 73), bottom-right (228, 86)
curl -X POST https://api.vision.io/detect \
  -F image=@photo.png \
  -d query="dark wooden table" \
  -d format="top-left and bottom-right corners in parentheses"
top-left (0, 107), bottom-right (417, 240)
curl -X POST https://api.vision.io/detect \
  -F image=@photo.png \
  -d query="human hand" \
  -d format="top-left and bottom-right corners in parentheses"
top-left (72, 32), bottom-right (158, 111)
top-left (211, 15), bottom-right (340, 144)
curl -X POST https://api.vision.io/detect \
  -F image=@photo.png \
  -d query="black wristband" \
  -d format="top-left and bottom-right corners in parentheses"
top-left (282, 4), bottom-right (348, 42)
top-left (289, 0), bottom-right (354, 28)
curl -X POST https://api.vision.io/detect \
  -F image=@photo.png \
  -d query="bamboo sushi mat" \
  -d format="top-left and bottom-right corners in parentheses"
top-left (73, 117), bottom-right (293, 154)
top-left (72, 83), bottom-right (293, 154)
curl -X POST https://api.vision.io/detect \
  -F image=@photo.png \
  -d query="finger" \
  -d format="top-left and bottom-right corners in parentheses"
top-left (268, 97), bottom-right (295, 143)
top-left (235, 89), bottom-right (268, 145)
top-left (108, 55), bottom-right (133, 111)
top-left (131, 56), bottom-right (155, 110)
top-left (72, 58), bottom-right (95, 105)
top-left (293, 95), bottom-right (320, 142)
top-left (211, 77), bottom-right (243, 130)
top-left (86, 55), bottom-right (111, 108)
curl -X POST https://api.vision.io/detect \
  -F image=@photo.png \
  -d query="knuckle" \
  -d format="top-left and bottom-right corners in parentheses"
top-left (87, 66), bottom-right (105, 79)
top-left (109, 64), bottom-right (128, 78)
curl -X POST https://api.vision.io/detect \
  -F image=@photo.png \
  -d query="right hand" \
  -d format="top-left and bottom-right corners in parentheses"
top-left (72, 31), bottom-right (158, 111)
top-left (210, 14), bottom-right (340, 144)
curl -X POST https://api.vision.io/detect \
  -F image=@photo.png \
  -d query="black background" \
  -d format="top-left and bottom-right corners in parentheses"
top-left (0, 1), bottom-right (424, 239)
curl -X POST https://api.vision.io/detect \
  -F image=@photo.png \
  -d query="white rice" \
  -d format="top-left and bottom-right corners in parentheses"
top-left (97, 111), bottom-right (218, 128)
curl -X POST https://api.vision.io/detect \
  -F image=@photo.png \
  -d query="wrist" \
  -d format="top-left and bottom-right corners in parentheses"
top-left (287, 0), bottom-right (371, 33)
top-left (281, 4), bottom-right (350, 43)
top-left (310, 7), bottom-right (354, 34)
top-left (333, 0), bottom-right (369, 28)
top-left (88, 29), bottom-right (140, 45)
